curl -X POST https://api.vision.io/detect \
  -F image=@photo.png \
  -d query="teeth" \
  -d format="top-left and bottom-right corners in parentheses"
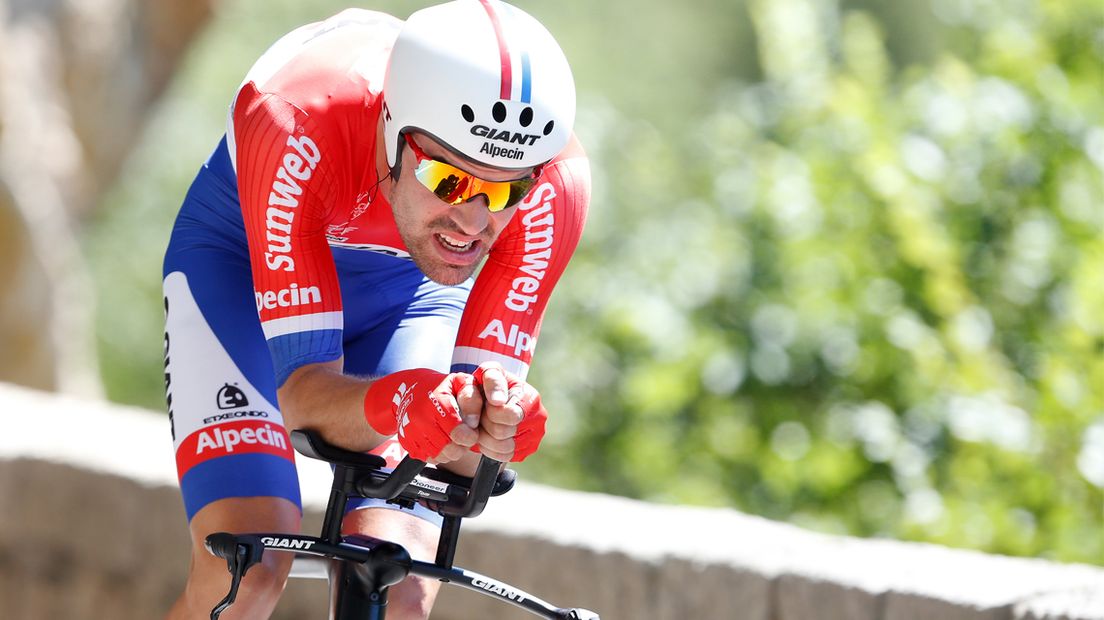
top-left (438, 234), bottom-right (474, 251)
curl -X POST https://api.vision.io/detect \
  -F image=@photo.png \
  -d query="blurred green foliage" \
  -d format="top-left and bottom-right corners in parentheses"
top-left (86, 0), bottom-right (1104, 564)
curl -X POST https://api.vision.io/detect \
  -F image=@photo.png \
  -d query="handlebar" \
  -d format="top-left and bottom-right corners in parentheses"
top-left (206, 430), bottom-right (599, 619)
top-left (205, 530), bottom-right (601, 620)
top-left (357, 453), bottom-right (431, 501)
top-left (436, 454), bottom-right (501, 518)
top-left (290, 429), bottom-right (513, 518)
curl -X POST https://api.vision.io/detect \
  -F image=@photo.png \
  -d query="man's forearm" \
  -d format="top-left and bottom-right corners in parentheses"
top-left (278, 358), bottom-right (387, 452)
top-left (279, 359), bottom-right (485, 475)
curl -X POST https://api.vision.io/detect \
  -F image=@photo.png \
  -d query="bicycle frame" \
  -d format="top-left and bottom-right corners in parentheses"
top-left (206, 429), bottom-right (599, 620)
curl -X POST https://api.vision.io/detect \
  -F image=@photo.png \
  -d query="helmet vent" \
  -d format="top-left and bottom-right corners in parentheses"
top-left (460, 104), bottom-right (475, 122)
top-left (543, 120), bottom-right (555, 136)
top-left (519, 107), bottom-right (533, 127)
top-left (492, 101), bottom-right (507, 123)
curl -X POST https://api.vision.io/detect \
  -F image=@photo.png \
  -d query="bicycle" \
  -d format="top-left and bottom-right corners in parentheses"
top-left (205, 429), bottom-right (600, 619)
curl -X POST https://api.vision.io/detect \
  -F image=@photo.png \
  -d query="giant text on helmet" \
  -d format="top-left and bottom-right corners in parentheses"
top-left (265, 134), bottom-right (322, 272)
top-left (470, 125), bottom-right (541, 146)
top-left (472, 126), bottom-right (542, 161)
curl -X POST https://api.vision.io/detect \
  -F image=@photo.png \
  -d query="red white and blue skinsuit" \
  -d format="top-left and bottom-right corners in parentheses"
top-left (162, 9), bottom-right (589, 521)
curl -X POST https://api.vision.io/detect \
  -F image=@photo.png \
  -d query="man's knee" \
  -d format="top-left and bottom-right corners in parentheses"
top-left (340, 508), bottom-right (443, 620)
top-left (180, 547), bottom-right (293, 618)
top-left (170, 497), bottom-right (301, 618)
top-left (385, 576), bottom-right (437, 620)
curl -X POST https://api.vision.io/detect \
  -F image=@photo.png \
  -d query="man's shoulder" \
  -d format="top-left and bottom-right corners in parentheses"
top-left (537, 134), bottom-right (591, 197)
top-left (236, 9), bottom-right (402, 111)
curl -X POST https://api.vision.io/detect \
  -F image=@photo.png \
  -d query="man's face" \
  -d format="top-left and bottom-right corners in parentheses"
top-left (387, 133), bottom-right (532, 285)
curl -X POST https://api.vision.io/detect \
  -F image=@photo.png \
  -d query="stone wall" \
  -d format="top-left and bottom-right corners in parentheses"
top-left (1, 382), bottom-right (1101, 620)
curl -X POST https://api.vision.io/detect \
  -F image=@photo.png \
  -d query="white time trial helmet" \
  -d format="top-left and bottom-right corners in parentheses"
top-left (382, 0), bottom-right (576, 171)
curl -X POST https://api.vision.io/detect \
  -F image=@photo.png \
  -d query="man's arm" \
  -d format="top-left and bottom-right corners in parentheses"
top-left (450, 139), bottom-right (591, 379)
top-left (280, 359), bottom-right (527, 472)
top-left (445, 143), bottom-right (589, 463)
top-left (279, 357), bottom-right (539, 472)
top-left (277, 358), bottom-right (386, 452)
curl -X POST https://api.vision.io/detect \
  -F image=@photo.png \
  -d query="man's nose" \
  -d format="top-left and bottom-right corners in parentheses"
top-left (450, 196), bottom-right (490, 235)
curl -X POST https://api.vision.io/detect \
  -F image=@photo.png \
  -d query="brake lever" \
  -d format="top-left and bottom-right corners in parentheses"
top-left (205, 534), bottom-right (265, 620)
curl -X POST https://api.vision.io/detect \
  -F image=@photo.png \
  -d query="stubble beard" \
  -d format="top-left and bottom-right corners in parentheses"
top-left (399, 217), bottom-right (488, 286)
top-left (388, 177), bottom-right (494, 285)
top-left (409, 247), bottom-right (480, 286)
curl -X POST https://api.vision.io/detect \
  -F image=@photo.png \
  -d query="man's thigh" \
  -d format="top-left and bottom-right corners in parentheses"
top-left (163, 241), bottom-right (300, 521)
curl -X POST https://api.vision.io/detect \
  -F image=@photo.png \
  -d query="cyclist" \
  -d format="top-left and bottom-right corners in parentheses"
top-left (161, 1), bottom-right (589, 618)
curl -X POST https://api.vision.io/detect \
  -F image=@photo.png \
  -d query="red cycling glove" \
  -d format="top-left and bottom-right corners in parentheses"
top-left (364, 366), bottom-right (548, 463)
top-left (471, 365), bottom-right (548, 462)
top-left (364, 369), bottom-right (470, 462)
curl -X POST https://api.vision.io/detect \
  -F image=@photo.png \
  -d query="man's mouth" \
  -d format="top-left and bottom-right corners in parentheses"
top-left (431, 232), bottom-right (483, 266)
top-left (435, 233), bottom-right (476, 253)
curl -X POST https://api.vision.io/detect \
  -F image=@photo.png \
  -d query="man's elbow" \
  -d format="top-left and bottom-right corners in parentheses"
top-left (277, 359), bottom-right (344, 429)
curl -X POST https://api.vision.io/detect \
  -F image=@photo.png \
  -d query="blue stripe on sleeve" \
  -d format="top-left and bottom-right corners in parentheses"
top-left (267, 329), bottom-right (344, 387)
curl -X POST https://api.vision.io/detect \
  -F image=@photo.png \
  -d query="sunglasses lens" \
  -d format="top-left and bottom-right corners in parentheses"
top-left (507, 178), bottom-right (536, 208)
top-left (479, 180), bottom-right (512, 213)
top-left (471, 175), bottom-right (538, 212)
top-left (409, 137), bottom-right (537, 212)
top-left (416, 162), bottom-right (464, 204)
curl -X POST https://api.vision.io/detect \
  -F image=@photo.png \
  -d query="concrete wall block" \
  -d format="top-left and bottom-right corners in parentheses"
top-left (884, 591), bottom-right (1011, 620)
top-left (0, 457), bottom-right (192, 618)
top-left (1013, 585), bottom-right (1104, 620)
top-left (0, 546), bottom-right (135, 619)
top-left (0, 458), bottom-right (25, 544)
top-left (7, 459), bottom-right (149, 572)
top-left (774, 572), bottom-right (882, 620)
top-left (658, 557), bottom-right (772, 620)
top-left (0, 560), bottom-right (21, 618)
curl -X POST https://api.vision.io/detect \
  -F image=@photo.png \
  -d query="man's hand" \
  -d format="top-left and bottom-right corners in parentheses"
top-left (363, 369), bottom-right (480, 463)
top-left (472, 362), bottom-right (548, 462)
top-left (363, 364), bottom-right (547, 463)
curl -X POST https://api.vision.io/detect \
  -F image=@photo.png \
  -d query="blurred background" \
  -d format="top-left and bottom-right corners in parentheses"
top-left (3, 0), bottom-right (1101, 566)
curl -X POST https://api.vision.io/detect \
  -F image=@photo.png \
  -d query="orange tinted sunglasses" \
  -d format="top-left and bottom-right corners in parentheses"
top-left (404, 134), bottom-right (542, 212)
